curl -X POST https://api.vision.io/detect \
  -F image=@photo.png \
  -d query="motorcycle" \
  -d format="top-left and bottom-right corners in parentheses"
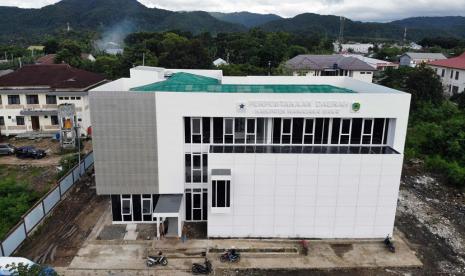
top-left (146, 252), bottom-right (168, 267)
top-left (384, 235), bottom-right (396, 253)
top-left (219, 248), bottom-right (241, 263)
top-left (192, 257), bottom-right (212, 274)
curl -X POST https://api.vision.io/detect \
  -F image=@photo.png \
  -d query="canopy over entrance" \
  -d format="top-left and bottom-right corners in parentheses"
top-left (153, 194), bottom-right (183, 238)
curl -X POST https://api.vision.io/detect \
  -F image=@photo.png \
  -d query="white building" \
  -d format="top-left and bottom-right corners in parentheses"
top-left (343, 54), bottom-right (399, 71)
top-left (428, 52), bottom-right (465, 95)
top-left (0, 64), bottom-right (106, 136)
top-left (213, 58), bottom-right (228, 67)
top-left (399, 52), bottom-right (446, 67)
top-left (90, 66), bottom-right (410, 239)
top-left (285, 55), bottom-right (376, 83)
top-left (334, 43), bottom-right (374, 54)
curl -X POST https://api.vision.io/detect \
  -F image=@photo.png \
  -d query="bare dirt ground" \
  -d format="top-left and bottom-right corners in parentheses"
top-left (0, 137), bottom-right (92, 166)
top-left (15, 169), bottom-right (109, 267)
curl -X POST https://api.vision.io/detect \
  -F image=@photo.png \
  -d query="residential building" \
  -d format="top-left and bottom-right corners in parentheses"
top-left (285, 55), bottom-right (376, 83)
top-left (428, 52), bottom-right (465, 95)
top-left (89, 66), bottom-right (410, 239)
top-left (334, 42), bottom-right (374, 54)
top-left (0, 64), bottom-right (106, 136)
top-left (36, 53), bottom-right (96, 64)
top-left (399, 52), bottom-right (446, 67)
top-left (343, 54), bottom-right (399, 71)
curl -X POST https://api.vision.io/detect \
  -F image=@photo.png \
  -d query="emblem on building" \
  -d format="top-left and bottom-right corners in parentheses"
top-left (236, 102), bottom-right (247, 113)
top-left (351, 102), bottom-right (361, 112)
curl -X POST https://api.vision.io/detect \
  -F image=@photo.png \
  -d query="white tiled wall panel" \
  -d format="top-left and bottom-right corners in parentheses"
top-left (208, 153), bottom-right (403, 239)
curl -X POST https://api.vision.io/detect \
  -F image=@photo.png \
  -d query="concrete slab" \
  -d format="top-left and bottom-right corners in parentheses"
top-left (68, 231), bottom-right (421, 273)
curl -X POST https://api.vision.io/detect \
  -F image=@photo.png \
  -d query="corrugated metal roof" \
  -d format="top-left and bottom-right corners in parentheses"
top-left (285, 55), bottom-right (376, 71)
top-left (131, 72), bottom-right (354, 93)
top-left (428, 52), bottom-right (465, 70)
top-left (403, 52), bottom-right (447, 60)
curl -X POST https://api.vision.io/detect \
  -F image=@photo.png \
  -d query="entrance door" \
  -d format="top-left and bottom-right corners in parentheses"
top-left (31, 116), bottom-right (40, 131)
top-left (185, 188), bottom-right (208, 221)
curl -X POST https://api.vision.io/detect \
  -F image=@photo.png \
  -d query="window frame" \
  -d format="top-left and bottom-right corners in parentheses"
top-left (0, 116), bottom-right (4, 126)
top-left (26, 94), bottom-right (39, 105)
top-left (50, 115), bottom-right (59, 126)
top-left (46, 95), bottom-right (57, 104)
top-left (211, 179), bottom-right (231, 213)
top-left (16, 116), bottom-right (25, 126)
top-left (8, 95), bottom-right (20, 105)
top-left (141, 197), bottom-right (152, 215)
top-left (121, 195), bottom-right (132, 215)
top-left (191, 117), bottom-right (202, 143)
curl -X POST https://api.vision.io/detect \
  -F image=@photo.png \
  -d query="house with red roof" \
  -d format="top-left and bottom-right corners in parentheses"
top-left (0, 64), bottom-right (106, 136)
top-left (428, 52), bottom-right (465, 95)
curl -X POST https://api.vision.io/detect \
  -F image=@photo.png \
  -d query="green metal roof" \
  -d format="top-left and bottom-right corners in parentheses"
top-left (131, 72), bottom-right (355, 94)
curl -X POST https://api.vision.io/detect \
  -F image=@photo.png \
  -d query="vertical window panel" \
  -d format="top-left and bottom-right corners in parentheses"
top-left (234, 118), bottom-right (245, 143)
top-left (213, 117), bottom-right (223, 143)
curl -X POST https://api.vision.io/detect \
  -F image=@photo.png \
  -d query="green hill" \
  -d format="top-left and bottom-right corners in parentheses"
top-left (209, 11), bottom-right (282, 28)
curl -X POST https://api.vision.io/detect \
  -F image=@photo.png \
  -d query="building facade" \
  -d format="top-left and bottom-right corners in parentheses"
top-left (0, 64), bottom-right (106, 136)
top-left (428, 52), bottom-right (465, 95)
top-left (90, 67), bottom-right (410, 239)
top-left (285, 55), bottom-right (376, 83)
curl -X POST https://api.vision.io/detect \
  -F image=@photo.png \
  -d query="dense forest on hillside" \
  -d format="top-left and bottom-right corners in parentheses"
top-left (1, 0), bottom-right (465, 44)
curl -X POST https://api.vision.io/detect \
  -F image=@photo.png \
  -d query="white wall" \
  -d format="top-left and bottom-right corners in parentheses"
top-left (430, 65), bottom-right (465, 95)
top-left (208, 152), bottom-right (402, 238)
top-left (154, 89), bottom-right (410, 195)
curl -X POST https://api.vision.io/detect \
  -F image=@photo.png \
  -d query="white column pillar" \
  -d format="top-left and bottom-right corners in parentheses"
top-left (156, 217), bottom-right (160, 239)
top-left (178, 216), bottom-right (182, 237)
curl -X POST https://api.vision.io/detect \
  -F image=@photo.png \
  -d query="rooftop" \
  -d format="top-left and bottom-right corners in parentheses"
top-left (285, 54), bottom-right (376, 71)
top-left (403, 52), bottom-right (447, 60)
top-left (0, 64), bottom-right (106, 91)
top-left (130, 72), bottom-right (355, 93)
top-left (428, 52), bottom-right (465, 70)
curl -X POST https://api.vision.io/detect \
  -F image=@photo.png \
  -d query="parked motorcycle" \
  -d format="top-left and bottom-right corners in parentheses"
top-left (384, 235), bottom-right (396, 253)
top-left (146, 252), bottom-right (168, 267)
top-left (192, 257), bottom-right (212, 274)
top-left (219, 248), bottom-right (241, 263)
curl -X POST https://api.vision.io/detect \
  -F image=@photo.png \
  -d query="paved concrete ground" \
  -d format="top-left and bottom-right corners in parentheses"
top-left (59, 205), bottom-right (421, 275)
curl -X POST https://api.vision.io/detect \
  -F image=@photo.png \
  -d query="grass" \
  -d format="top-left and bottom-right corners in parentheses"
top-left (0, 164), bottom-right (57, 240)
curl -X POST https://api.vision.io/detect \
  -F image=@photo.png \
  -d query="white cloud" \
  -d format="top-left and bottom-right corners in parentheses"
top-left (0, 0), bottom-right (464, 21)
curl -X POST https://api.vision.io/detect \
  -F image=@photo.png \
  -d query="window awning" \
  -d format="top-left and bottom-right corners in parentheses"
top-left (153, 194), bottom-right (183, 217)
top-left (20, 110), bottom-right (58, 116)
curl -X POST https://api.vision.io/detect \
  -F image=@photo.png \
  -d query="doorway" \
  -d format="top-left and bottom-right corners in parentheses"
top-left (31, 116), bottom-right (40, 131)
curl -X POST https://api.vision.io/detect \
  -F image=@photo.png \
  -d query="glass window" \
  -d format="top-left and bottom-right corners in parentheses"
top-left (246, 118), bottom-right (256, 144)
top-left (16, 116), bottom-right (25, 126)
top-left (202, 118), bottom-right (210, 143)
top-left (372, 118), bottom-right (386, 144)
top-left (121, 196), bottom-right (131, 215)
top-left (184, 117), bottom-right (191, 143)
top-left (213, 117), bottom-right (223, 143)
top-left (362, 119), bottom-right (373, 144)
top-left (455, 71), bottom-right (459, 80)
top-left (26, 95), bottom-right (39, 104)
top-left (192, 153), bottom-right (202, 183)
top-left (0, 116), bottom-right (4, 125)
top-left (441, 69), bottom-right (445, 77)
top-left (256, 118), bottom-right (266, 144)
top-left (234, 118), bottom-right (245, 144)
top-left (281, 118), bottom-right (292, 144)
top-left (51, 115), bottom-right (59, 125)
top-left (224, 118), bottom-right (234, 144)
top-left (185, 154), bottom-right (191, 182)
top-left (340, 119), bottom-right (351, 144)
top-left (191, 118), bottom-right (201, 143)
top-left (76, 97), bottom-right (81, 100)
top-left (8, 95), bottom-right (20, 105)
top-left (46, 95), bottom-right (57, 104)
top-left (212, 180), bottom-right (230, 208)
top-left (142, 198), bottom-right (151, 214)
top-left (303, 118), bottom-right (314, 144)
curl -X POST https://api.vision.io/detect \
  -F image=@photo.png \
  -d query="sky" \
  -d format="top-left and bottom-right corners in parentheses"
top-left (0, 0), bottom-right (464, 22)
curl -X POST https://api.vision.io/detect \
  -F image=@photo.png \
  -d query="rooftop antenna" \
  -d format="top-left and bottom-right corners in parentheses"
top-left (142, 52), bottom-right (145, 66)
top-left (338, 16), bottom-right (345, 52)
top-left (67, 22), bottom-right (71, 32)
top-left (268, 60), bottom-right (271, 76)
top-left (226, 51), bottom-right (230, 64)
top-left (403, 27), bottom-right (407, 45)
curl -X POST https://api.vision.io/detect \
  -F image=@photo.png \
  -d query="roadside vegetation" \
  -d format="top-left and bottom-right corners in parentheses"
top-left (0, 166), bottom-right (49, 240)
top-left (380, 65), bottom-right (465, 188)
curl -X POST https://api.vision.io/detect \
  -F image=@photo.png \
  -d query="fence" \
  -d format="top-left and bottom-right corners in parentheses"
top-left (0, 151), bottom-right (94, 257)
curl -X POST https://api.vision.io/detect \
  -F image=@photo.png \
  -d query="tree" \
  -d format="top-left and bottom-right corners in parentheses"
top-left (379, 65), bottom-right (444, 108)
top-left (54, 39), bottom-right (83, 66)
top-left (43, 38), bottom-right (59, 54)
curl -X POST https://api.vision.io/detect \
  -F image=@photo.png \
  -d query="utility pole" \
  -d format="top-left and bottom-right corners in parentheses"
top-left (403, 27), bottom-right (407, 46)
top-left (75, 125), bottom-right (81, 176)
top-left (338, 16), bottom-right (345, 52)
top-left (142, 52), bottom-right (145, 66)
top-left (268, 61), bottom-right (271, 76)
top-left (18, 57), bottom-right (22, 68)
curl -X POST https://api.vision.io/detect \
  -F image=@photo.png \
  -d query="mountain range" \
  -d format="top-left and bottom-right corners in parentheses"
top-left (0, 0), bottom-right (464, 44)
